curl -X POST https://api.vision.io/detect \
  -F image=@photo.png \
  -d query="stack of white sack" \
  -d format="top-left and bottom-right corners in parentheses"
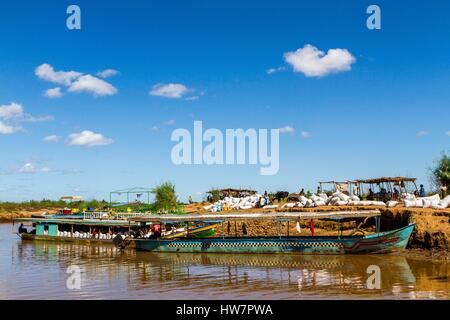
top-left (402, 194), bottom-right (446, 209)
top-left (386, 200), bottom-right (399, 208)
top-left (204, 194), bottom-right (278, 212)
top-left (281, 202), bottom-right (304, 209)
top-left (326, 191), bottom-right (388, 206)
top-left (420, 194), bottom-right (441, 208)
top-left (281, 191), bottom-right (386, 208)
top-left (431, 195), bottom-right (450, 209)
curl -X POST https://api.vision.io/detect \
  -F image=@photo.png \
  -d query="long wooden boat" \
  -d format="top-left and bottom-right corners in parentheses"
top-left (14, 216), bottom-right (218, 245)
top-left (129, 210), bottom-right (415, 254)
top-left (133, 224), bottom-right (414, 254)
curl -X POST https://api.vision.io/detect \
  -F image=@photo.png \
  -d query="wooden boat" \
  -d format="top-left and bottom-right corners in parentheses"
top-left (133, 224), bottom-right (414, 254)
top-left (129, 210), bottom-right (415, 254)
top-left (14, 216), bottom-right (218, 246)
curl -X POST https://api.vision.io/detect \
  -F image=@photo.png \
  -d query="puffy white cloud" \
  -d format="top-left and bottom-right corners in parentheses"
top-left (43, 135), bottom-right (60, 142)
top-left (35, 63), bottom-right (82, 86)
top-left (416, 130), bottom-right (429, 137)
top-left (0, 102), bottom-right (23, 120)
top-left (44, 87), bottom-right (63, 99)
top-left (16, 162), bottom-right (50, 174)
top-left (284, 44), bottom-right (356, 77)
top-left (279, 126), bottom-right (295, 134)
top-left (300, 131), bottom-right (312, 138)
top-left (266, 66), bottom-right (286, 75)
top-left (150, 83), bottom-right (189, 99)
top-left (0, 121), bottom-right (22, 134)
top-left (36, 63), bottom-right (117, 97)
top-left (67, 130), bottom-right (113, 147)
top-left (0, 102), bottom-right (52, 134)
top-left (68, 75), bottom-right (118, 96)
top-left (96, 69), bottom-right (119, 78)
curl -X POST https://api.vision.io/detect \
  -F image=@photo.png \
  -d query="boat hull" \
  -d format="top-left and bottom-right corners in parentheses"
top-left (134, 224), bottom-right (415, 255)
top-left (19, 234), bottom-right (136, 248)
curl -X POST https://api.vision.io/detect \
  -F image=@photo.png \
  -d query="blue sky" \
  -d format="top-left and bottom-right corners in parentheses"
top-left (0, 0), bottom-right (449, 202)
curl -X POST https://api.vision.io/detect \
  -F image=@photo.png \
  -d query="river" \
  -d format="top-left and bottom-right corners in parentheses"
top-left (0, 223), bottom-right (449, 299)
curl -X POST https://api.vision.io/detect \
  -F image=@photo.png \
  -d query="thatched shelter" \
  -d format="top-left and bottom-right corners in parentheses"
top-left (207, 188), bottom-right (257, 200)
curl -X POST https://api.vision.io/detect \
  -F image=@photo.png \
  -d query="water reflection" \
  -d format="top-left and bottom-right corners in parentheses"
top-left (9, 239), bottom-right (449, 299)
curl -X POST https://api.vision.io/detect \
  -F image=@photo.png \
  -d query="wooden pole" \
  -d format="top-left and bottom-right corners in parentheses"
top-left (278, 220), bottom-right (281, 239)
top-left (287, 221), bottom-right (290, 237)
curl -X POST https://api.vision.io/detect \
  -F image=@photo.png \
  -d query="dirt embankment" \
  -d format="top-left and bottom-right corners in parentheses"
top-left (0, 208), bottom-right (58, 222)
top-left (382, 207), bottom-right (450, 251)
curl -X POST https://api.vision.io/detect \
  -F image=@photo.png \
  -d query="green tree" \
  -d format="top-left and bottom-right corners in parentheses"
top-left (431, 152), bottom-right (450, 191)
top-left (151, 182), bottom-right (178, 212)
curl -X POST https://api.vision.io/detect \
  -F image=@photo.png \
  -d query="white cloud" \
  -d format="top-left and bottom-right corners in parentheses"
top-left (96, 69), bottom-right (120, 78)
top-left (279, 126), bottom-right (295, 134)
top-left (0, 102), bottom-right (52, 134)
top-left (416, 130), bottom-right (429, 137)
top-left (300, 131), bottom-right (312, 138)
top-left (266, 66), bottom-right (286, 75)
top-left (284, 44), bottom-right (356, 77)
top-left (35, 63), bottom-right (117, 97)
top-left (150, 83), bottom-right (189, 99)
top-left (68, 75), bottom-right (118, 96)
top-left (16, 162), bottom-right (50, 174)
top-left (0, 102), bottom-right (23, 120)
top-left (35, 63), bottom-right (82, 86)
top-left (67, 130), bottom-right (113, 147)
top-left (0, 121), bottom-right (22, 134)
top-left (43, 135), bottom-right (60, 142)
top-left (446, 131), bottom-right (450, 136)
top-left (163, 119), bottom-right (175, 125)
top-left (152, 120), bottom-right (176, 132)
top-left (185, 95), bottom-right (199, 101)
top-left (44, 87), bottom-right (63, 99)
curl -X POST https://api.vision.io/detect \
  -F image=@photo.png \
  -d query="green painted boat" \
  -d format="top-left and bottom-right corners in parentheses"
top-left (129, 210), bottom-right (415, 255)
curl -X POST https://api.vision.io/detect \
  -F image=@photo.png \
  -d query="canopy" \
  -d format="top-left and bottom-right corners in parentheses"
top-left (129, 210), bottom-right (381, 223)
top-left (60, 196), bottom-right (83, 201)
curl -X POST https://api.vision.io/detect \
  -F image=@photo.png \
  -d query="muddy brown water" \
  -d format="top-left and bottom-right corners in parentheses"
top-left (0, 223), bottom-right (449, 299)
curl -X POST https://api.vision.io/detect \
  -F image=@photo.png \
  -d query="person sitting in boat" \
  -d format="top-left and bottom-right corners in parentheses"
top-left (299, 188), bottom-right (305, 196)
top-left (18, 223), bottom-right (27, 234)
top-left (151, 224), bottom-right (161, 238)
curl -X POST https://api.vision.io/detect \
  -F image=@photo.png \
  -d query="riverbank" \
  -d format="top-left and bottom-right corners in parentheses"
top-left (0, 208), bottom-right (58, 222)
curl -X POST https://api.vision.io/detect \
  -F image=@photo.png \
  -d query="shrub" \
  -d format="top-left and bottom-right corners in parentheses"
top-left (151, 182), bottom-right (178, 212)
top-left (431, 152), bottom-right (450, 191)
